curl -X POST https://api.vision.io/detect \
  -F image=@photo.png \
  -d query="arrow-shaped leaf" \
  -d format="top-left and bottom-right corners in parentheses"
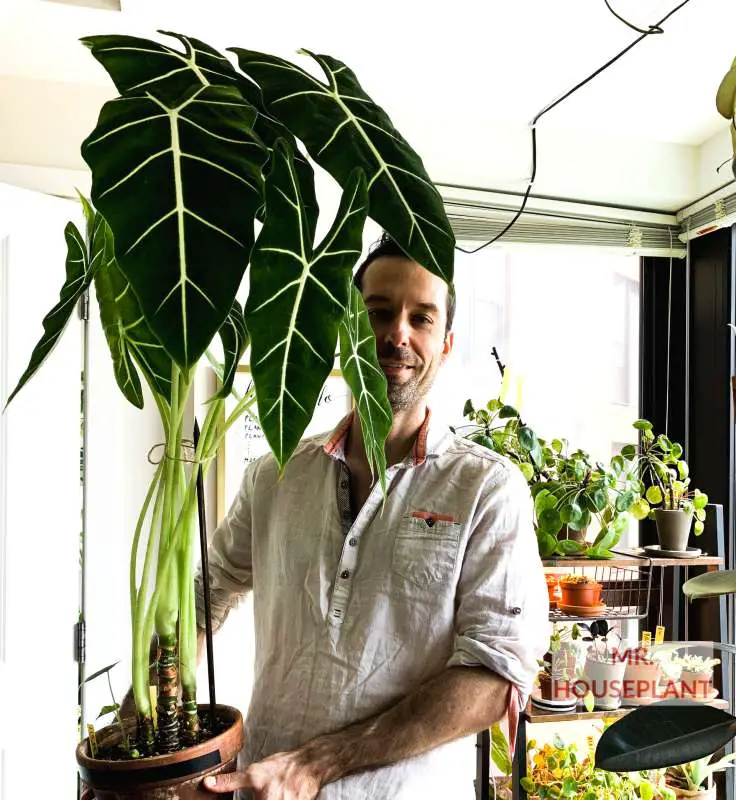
top-left (339, 284), bottom-right (392, 491)
top-left (94, 224), bottom-right (173, 408)
top-left (231, 48), bottom-right (455, 284)
top-left (83, 31), bottom-right (318, 233)
top-left (245, 139), bottom-right (367, 469)
top-left (5, 220), bottom-right (97, 408)
top-left (82, 83), bottom-right (267, 370)
top-left (82, 31), bottom-right (244, 103)
top-left (214, 300), bottom-right (248, 399)
top-left (80, 660), bottom-right (120, 687)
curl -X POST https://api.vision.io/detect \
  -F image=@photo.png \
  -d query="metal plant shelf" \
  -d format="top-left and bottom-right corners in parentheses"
top-left (546, 561), bottom-right (653, 621)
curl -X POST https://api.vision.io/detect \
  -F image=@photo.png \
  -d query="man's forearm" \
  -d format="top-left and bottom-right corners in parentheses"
top-left (299, 666), bottom-right (511, 786)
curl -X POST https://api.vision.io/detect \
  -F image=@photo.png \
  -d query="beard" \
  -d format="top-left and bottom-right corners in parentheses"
top-left (378, 343), bottom-right (438, 412)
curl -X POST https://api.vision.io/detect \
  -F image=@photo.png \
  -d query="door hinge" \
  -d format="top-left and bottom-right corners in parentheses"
top-left (77, 291), bottom-right (89, 321)
top-left (74, 620), bottom-right (86, 664)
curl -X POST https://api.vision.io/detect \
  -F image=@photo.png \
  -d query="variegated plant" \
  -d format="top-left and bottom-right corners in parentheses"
top-left (5, 31), bottom-right (454, 756)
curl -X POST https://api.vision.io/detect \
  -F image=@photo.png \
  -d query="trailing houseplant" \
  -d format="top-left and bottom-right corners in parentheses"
top-left (622, 419), bottom-right (708, 551)
top-left (4, 29), bottom-right (454, 792)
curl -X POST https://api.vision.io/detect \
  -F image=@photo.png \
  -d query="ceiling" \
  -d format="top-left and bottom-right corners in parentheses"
top-left (0, 0), bottom-right (734, 209)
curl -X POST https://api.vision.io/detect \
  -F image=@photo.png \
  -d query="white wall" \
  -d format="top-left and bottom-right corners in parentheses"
top-left (694, 126), bottom-right (735, 200)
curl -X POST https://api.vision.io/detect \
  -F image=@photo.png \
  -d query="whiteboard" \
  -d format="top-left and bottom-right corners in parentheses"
top-left (217, 366), bottom-right (352, 516)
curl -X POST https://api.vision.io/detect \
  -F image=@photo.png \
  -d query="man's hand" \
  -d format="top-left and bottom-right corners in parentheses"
top-left (202, 750), bottom-right (322, 799)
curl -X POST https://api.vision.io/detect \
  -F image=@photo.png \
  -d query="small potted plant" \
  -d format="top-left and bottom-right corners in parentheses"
top-left (672, 655), bottom-right (720, 698)
top-left (538, 624), bottom-right (582, 702)
top-left (559, 574), bottom-right (603, 611)
top-left (582, 623), bottom-right (626, 710)
top-left (666, 751), bottom-right (736, 800)
top-left (623, 420), bottom-right (708, 552)
top-left (622, 644), bottom-right (663, 703)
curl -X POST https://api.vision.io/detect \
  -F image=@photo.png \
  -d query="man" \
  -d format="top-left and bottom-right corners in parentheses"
top-left (199, 235), bottom-right (550, 799)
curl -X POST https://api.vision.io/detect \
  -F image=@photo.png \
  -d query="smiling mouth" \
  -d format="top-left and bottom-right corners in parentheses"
top-left (380, 362), bottom-right (414, 370)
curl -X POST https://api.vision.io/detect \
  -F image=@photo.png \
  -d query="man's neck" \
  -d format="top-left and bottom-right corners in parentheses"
top-left (346, 403), bottom-right (428, 470)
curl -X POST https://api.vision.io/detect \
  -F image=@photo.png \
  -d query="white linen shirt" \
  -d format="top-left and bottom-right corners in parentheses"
top-left (196, 412), bottom-right (550, 799)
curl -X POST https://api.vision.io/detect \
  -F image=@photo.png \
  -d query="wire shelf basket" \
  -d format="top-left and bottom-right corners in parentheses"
top-left (546, 562), bottom-right (652, 622)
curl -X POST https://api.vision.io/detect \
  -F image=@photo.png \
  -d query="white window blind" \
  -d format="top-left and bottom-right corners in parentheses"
top-left (439, 185), bottom-right (685, 258)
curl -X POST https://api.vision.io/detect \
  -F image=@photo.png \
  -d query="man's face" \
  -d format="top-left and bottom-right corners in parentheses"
top-left (361, 256), bottom-right (454, 413)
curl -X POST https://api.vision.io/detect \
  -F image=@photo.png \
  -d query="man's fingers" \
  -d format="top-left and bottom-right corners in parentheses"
top-left (202, 770), bottom-right (253, 793)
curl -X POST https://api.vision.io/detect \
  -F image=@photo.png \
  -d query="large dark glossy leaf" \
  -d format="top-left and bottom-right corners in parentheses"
top-left (245, 139), bottom-right (367, 469)
top-left (5, 218), bottom-right (99, 408)
top-left (596, 702), bottom-right (736, 772)
top-left (231, 48), bottom-right (455, 284)
top-left (82, 31), bottom-right (243, 103)
top-left (94, 221), bottom-right (172, 407)
top-left (214, 300), bottom-right (248, 400)
top-left (339, 284), bottom-right (392, 490)
top-left (83, 31), bottom-right (318, 234)
top-left (82, 83), bottom-right (267, 369)
top-left (683, 570), bottom-right (736, 599)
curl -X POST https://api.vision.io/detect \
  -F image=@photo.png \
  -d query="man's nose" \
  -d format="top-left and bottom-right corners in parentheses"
top-left (384, 315), bottom-right (411, 348)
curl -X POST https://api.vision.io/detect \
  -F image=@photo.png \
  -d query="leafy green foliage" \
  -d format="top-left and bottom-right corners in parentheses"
top-left (82, 83), bottom-right (267, 369)
top-left (245, 141), bottom-right (368, 469)
top-left (490, 722), bottom-right (512, 776)
top-left (5, 217), bottom-right (100, 407)
top-left (340, 284), bottom-right (393, 491)
top-left (232, 48), bottom-right (455, 283)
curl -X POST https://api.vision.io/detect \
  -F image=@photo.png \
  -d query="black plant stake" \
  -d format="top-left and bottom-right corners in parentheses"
top-left (193, 419), bottom-right (217, 732)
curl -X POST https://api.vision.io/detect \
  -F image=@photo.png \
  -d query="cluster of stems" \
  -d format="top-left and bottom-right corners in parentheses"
top-left (129, 364), bottom-right (256, 753)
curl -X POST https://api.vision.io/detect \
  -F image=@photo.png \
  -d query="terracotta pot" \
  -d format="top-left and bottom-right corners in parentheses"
top-left (679, 669), bottom-right (713, 698)
top-left (655, 509), bottom-right (693, 551)
top-left (76, 705), bottom-right (243, 800)
top-left (622, 660), bottom-right (662, 700)
top-left (538, 673), bottom-right (575, 701)
top-left (545, 575), bottom-right (560, 607)
top-left (559, 580), bottom-right (602, 608)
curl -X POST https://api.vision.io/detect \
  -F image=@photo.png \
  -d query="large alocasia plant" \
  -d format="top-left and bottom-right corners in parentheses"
top-left (5, 31), bottom-right (454, 755)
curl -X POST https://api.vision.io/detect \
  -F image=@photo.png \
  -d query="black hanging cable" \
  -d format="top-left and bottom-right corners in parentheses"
top-left (455, 0), bottom-right (695, 255)
top-left (603, 0), bottom-right (664, 34)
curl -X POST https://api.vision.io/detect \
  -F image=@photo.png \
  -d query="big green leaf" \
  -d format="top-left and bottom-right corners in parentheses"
top-left (595, 702), bottom-right (736, 772)
top-left (683, 570), bottom-right (736, 599)
top-left (82, 83), bottom-right (267, 369)
top-left (340, 284), bottom-right (392, 491)
top-left (490, 722), bottom-right (512, 776)
top-left (82, 31), bottom-right (318, 232)
top-left (232, 48), bottom-right (455, 283)
top-left (94, 246), bottom-right (173, 408)
top-left (245, 140), bottom-right (368, 469)
top-left (214, 301), bottom-right (248, 400)
top-left (5, 219), bottom-right (99, 408)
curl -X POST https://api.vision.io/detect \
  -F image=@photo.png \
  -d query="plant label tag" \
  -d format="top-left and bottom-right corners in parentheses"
top-left (641, 631), bottom-right (652, 646)
top-left (87, 724), bottom-right (98, 757)
top-left (149, 685), bottom-right (158, 730)
top-left (655, 626), bottom-right (665, 644)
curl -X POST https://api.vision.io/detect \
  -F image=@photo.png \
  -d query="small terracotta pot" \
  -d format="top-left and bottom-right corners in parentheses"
top-left (558, 526), bottom-right (588, 544)
top-left (622, 660), bottom-right (662, 700)
top-left (545, 575), bottom-right (560, 607)
top-left (76, 704), bottom-right (243, 800)
top-left (538, 673), bottom-right (575, 701)
top-left (560, 580), bottom-right (602, 608)
top-left (679, 669), bottom-right (713, 698)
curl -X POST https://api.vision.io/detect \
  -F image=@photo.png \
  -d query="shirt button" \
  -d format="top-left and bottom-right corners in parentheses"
top-left (349, 538), bottom-right (358, 547)
top-left (340, 569), bottom-right (350, 579)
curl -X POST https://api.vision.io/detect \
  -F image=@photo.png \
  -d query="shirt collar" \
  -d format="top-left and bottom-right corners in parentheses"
top-left (322, 408), bottom-right (448, 468)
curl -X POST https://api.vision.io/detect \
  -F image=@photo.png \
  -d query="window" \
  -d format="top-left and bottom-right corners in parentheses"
top-left (431, 243), bottom-right (641, 469)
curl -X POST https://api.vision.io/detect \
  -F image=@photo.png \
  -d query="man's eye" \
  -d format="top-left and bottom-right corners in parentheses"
top-left (413, 315), bottom-right (432, 326)
top-left (368, 308), bottom-right (391, 320)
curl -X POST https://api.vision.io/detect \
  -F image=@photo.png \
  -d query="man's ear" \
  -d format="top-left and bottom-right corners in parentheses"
top-left (441, 331), bottom-right (454, 361)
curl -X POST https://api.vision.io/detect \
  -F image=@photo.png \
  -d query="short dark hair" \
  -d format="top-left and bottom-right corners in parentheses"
top-left (353, 233), bottom-right (456, 333)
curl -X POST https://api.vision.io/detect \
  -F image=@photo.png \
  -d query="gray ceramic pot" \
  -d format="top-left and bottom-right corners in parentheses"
top-left (654, 509), bottom-right (693, 552)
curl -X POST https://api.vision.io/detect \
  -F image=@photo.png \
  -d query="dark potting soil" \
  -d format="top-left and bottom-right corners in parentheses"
top-left (95, 712), bottom-right (232, 761)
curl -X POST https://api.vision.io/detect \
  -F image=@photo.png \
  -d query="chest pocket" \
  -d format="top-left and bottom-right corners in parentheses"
top-left (392, 514), bottom-right (462, 591)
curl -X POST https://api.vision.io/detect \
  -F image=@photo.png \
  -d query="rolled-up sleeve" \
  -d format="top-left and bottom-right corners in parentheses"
top-left (195, 461), bottom-right (256, 633)
top-left (447, 461), bottom-right (550, 699)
